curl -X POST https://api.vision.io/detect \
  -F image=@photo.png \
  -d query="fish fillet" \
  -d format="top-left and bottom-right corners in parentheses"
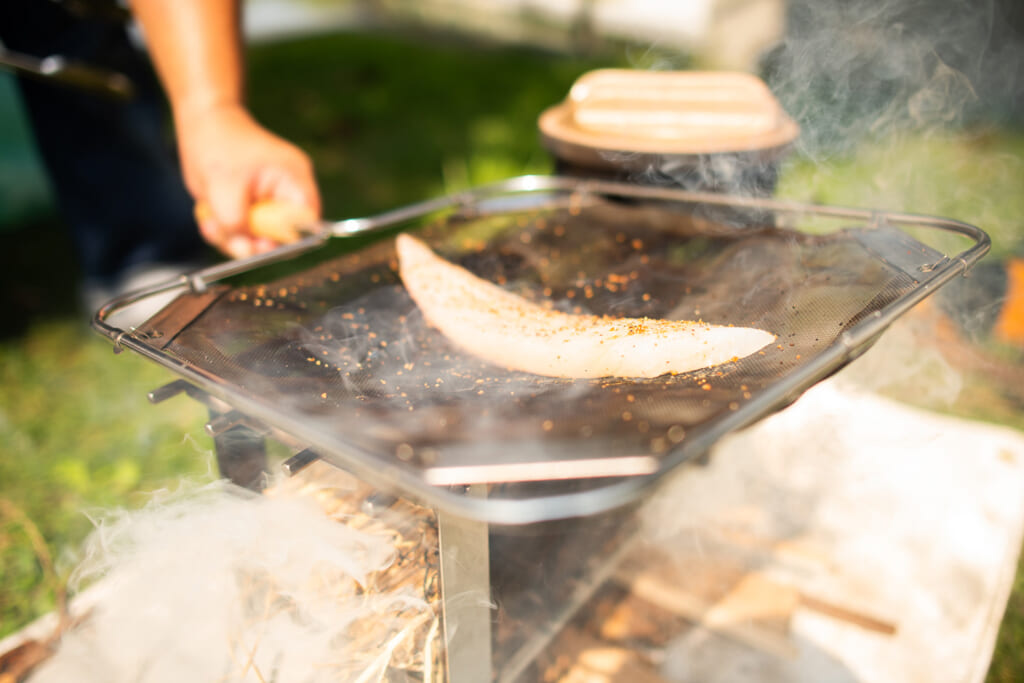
top-left (396, 233), bottom-right (775, 379)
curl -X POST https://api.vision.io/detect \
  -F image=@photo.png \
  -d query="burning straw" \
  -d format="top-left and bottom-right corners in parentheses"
top-left (26, 466), bottom-right (443, 683)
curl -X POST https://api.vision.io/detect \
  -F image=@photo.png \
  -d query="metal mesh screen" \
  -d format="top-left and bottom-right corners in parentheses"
top-left (143, 192), bottom-right (939, 504)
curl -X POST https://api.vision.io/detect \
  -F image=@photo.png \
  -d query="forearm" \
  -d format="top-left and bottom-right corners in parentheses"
top-left (127, 0), bottom-right (319, 258)
top-left (128, 0), bottom-right (244, 124)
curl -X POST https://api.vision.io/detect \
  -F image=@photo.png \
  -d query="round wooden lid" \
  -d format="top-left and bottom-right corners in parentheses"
top-left (539, 69), bottom-right (800, 162)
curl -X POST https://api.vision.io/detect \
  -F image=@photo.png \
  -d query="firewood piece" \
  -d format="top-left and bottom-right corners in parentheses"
top-left (798, 593), bottom-right (898, 635)
top-left (544, 627), bottom-right (671, 683)
top-left (614, 568), bottom-right (799, 660)
top-left (0, 639), bottom-right (52, 683)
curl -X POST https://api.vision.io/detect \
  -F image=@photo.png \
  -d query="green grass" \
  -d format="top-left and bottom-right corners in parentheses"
top-left (776, 129), bottom-right (1024, 259)
top-left (0, 211), bottom-right (213, 633)
top-left (0, 320), bottom-right (212, 632)
top-left (1, 24), bottom-right (1024, 680)
top-left (244, 29), bottom-right (625, 217)
top-left (991, 559), bottom-right (1024, 683)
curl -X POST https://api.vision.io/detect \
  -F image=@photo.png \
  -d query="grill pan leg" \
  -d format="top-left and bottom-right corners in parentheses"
top-left (207, 410), bottom-right (268, 491)
top-left (438, 485), bottom-right (493, 682)
top-left (148, 381), bottom-right (270, 491)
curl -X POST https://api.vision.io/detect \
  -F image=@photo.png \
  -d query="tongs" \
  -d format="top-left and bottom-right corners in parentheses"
top-left (0, 47), bottom-right (134, 100)
top-left (195, 200), bottom-right (370, 244)
top-left (195, 176), bottom-right (594, 249)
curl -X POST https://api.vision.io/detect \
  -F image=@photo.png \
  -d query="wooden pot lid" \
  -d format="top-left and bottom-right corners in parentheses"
top-left (539, 69), bottom-right (800, 160)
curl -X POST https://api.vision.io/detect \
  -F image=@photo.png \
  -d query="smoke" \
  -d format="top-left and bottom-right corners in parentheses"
top-left (753, 0), bottom-right (1023, 408)
top-left (762, 0), bottom-right (1021, 232)
top-left (763, 0), bottom-right (1023, 157)
top-left (287, 257), bottom-right (611, 459)
top-left (601, 4), bottom-right (1023, 594)
top-left (612, 2), bottom-right (1024, 208)
top-left (629, 372), bottom-right (1024, 682)
top-left (28, 477), bottom-right (438, 683)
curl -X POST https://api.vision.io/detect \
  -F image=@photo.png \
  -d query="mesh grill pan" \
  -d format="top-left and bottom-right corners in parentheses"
top-left (97, 177), bottom-right (989, 523)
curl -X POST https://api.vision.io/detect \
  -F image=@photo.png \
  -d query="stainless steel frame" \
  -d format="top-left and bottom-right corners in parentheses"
top-left (93, 175), bottom-right (991, 525)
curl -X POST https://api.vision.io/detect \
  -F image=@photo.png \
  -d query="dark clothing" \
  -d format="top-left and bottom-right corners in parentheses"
top-left (0, 0), bottom-right (206, 286)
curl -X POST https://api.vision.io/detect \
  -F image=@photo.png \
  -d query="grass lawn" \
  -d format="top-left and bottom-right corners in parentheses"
top-left (2, 25), bottom-right (1024, 680)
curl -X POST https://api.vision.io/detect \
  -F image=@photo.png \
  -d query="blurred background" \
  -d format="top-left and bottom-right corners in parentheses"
top-left (1, 0), bottom-right (1022, 679)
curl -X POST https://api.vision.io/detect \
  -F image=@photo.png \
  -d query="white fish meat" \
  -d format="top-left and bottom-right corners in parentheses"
top-left (396, 233), bottom-right (775, 379)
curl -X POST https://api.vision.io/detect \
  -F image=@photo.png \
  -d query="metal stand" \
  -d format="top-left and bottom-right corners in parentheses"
top-left (207, 417), bottom-right (269, 491)
top-left (437, 485), bottom-right (494, 682)
top-left (148, 380), bottom-right (269, 491)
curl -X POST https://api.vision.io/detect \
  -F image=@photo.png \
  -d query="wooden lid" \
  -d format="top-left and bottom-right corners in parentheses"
top-left (539, 69), bottom-right (800, 159)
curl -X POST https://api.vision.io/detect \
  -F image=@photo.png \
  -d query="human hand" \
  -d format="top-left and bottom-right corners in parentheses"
top-left (176, 103), bottom-right (320, 259)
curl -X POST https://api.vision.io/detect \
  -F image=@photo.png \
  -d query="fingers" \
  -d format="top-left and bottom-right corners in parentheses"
top-left (224, 234), bottom-right (256, 260)
top-left (235, 162), bottom-right (319, 255)
top-left (195, 162), bottom-right (320, 258)
top-left (178, 106), bottom-right (320, 260)
top-left (195, 173), bottom-right (252, 257)
top-left (206, 173), bottom-right (250, 238)
top-left (199, 195), bottom-right (311, 259)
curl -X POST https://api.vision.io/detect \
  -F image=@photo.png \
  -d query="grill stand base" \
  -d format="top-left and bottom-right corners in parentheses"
top-left (438, 485), bottom-right (494, 682)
